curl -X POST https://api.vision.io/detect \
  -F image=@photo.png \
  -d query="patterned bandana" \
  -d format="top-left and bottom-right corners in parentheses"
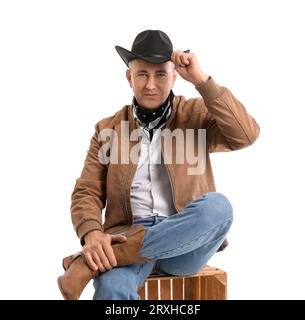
top-left (132, 91), bottom-right (174, 141)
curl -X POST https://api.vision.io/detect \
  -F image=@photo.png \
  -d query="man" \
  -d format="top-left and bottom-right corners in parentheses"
top-left (58, 30), bottom-right (260, 300)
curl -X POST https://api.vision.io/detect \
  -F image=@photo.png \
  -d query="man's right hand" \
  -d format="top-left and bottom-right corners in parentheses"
top-left (82, 230), bottom-right (127, 272)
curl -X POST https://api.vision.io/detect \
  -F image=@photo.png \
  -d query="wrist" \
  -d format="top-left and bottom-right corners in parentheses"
top-left (192, 71), bottom-right (209, 86)
top-left (84, 229), bottom-right (103, 243)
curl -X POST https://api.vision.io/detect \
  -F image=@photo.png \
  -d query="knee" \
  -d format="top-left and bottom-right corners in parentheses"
top-left (202, 192), bottom-right (233, 223)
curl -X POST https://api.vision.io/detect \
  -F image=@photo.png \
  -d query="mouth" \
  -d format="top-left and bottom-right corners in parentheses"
top-left (144, 93), bottom-right (159, 98)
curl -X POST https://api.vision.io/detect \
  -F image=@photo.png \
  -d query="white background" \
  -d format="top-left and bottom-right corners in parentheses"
top-left (0, 0), bottom-right (304, 300)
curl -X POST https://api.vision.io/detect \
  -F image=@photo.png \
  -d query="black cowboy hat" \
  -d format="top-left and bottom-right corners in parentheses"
top-left (115, 29), bottom-right (189, 67)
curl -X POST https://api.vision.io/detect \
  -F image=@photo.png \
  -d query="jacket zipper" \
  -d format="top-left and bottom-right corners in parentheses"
top-left (161, 142), bottom-right (179, 213)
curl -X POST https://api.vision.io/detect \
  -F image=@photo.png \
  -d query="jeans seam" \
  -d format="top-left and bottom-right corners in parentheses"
top-left (146, 217), bottom-right (233, 259)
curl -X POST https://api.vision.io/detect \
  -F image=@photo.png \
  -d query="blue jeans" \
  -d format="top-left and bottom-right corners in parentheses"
top-left (93, 192), bottom-right (233, 300)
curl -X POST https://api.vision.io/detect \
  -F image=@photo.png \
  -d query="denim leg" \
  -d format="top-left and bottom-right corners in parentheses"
top-left (154, 219), bottom-right (232, 276)
top-left (140, 192), bottom-right (233, 272)
top-left (93, 260), bottom-right (155, 300)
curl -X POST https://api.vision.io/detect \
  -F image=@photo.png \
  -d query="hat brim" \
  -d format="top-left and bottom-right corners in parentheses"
top-left (115, 46), bottom-right (190, 67)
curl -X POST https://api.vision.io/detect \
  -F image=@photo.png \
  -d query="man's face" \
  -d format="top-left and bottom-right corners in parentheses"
top-left (126, 59), bottom-right (177, 110)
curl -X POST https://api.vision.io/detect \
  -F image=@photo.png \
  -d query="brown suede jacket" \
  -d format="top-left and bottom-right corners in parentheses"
top-left (71, 77), bottom-right (260, 245)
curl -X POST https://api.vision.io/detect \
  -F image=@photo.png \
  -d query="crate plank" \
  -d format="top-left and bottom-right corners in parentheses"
top-left (138, 266), bottom-right (227, 300)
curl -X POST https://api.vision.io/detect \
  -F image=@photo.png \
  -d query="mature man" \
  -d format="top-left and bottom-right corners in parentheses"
top-left (58, 30), bottom-right (260, 300)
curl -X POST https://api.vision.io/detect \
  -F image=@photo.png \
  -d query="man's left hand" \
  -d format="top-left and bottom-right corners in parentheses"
top-left (171, 50), bottom-right (209, 86)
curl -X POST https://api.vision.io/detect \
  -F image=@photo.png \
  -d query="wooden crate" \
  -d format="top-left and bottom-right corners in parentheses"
top-left (137, 266), bottom-right (227, 300)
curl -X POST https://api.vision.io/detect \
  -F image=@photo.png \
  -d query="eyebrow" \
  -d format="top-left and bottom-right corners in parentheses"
top-left (136, 69), bottom-right (168, 73)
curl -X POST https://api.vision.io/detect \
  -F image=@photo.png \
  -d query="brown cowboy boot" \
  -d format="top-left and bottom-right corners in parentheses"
top-left (57, 251), bottom-right (97, 300)
top-left (57, 224), bottom-right (148, 300)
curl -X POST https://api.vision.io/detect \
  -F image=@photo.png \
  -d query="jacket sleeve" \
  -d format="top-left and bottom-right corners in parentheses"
top-left (70, 123), bottom-right (107, 244)
top-left (195, 77), bottom-right (260, 153)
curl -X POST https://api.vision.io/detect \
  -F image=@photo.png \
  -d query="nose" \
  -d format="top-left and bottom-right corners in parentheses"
top-left (145, 76), bottom-right (157, 90)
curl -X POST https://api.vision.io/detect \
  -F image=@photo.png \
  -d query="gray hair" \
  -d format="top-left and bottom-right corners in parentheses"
top-left (128, 60), bottom-right (134, 69)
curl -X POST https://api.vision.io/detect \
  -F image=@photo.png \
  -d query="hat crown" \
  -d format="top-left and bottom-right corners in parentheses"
top-left (131, 30), bottom-right (173, 58)
top-left (115, 30), bottom-right (176, 66)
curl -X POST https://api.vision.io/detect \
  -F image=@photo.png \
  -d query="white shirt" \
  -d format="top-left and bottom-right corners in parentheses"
top-left (130, 108), bottom-right (177, 218)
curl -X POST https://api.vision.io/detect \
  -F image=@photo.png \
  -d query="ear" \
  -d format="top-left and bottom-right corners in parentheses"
top-left (126, 69), bottom-right (132, 88)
